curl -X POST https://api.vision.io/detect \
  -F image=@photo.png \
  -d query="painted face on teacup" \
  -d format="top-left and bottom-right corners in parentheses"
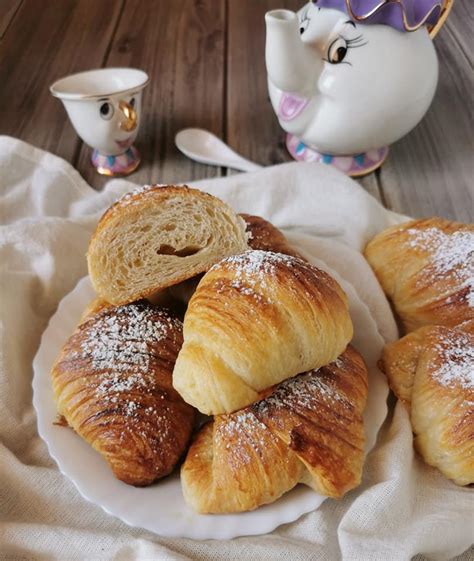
top-left (265, 3), bottom-right (439, 155)
top-left (65, 92), bottom-right (143, 156)
top-left (51, 68), bottom-right (149, 159)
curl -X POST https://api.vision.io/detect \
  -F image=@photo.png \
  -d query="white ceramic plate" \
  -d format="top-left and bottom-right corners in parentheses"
top-left (33, 244), bottom-right (389, 539)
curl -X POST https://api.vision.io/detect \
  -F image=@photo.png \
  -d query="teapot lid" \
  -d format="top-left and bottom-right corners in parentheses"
top-left (313, 0), bottom-right (446, 33)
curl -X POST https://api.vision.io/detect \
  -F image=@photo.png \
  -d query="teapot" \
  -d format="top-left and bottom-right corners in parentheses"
top-left (265, 0), bottom-right (453, 176)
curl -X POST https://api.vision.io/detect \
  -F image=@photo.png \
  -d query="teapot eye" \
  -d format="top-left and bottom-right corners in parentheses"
top-left (299, 19), bottom-right (309, 35)
top-left (99, 102), bottom-right (114, 120)
top-left (327, 37), bottom-right (348, 64)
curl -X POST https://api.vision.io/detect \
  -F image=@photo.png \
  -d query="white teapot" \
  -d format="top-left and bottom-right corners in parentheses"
top-left (265, 0), bottom-right (452, 176)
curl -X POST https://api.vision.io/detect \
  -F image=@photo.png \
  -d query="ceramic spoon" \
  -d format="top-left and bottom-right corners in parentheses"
top-left (175, 128), bottom-right (263, 173)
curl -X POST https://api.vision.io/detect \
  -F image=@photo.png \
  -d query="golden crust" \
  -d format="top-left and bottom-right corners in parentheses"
top-left (51, 301), bottom-right (195, 486)
top-left (364, 217), bottom-right (474, 333)
top-left (79, 297), bottom-right (112, 324)
top-left (240, 213), bottom-right (304, 259)
top-left (381, 325), bottom-right (474, 485)
top-left (92, 185), bottom-right (223, 239)
top-left (181, 346), bottom-right (368, 513)
top-left (173, 250), bottom-right (353, 415)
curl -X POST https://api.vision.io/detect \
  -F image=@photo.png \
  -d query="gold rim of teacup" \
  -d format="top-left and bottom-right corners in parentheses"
top-left (49, 68), bottom-right (149, 101)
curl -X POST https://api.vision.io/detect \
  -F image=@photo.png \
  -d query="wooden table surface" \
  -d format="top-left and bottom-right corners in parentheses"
top-left (1, 0), bottom-right (472, 222)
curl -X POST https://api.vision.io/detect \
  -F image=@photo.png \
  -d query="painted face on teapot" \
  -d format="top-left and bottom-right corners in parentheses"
top-left (265, 2), bottom-right (439, 156)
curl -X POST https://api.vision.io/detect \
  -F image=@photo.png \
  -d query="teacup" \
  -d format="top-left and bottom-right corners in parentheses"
top-left (50, 68), bottom-right (149, 176)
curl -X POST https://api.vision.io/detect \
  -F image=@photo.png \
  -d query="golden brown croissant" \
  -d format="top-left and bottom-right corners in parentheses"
top-left (364, 217), bottom-right (473, 332)
top-left (381, 325), bottom-right (474, 485)
top-left (51, 302), bottom-right (195, 486)
top-left (181, 346), bottom-right (368, 513)
top-left (173, 250), bottom-right (353, 415)
top-left (240, 213), bottom-right (304, 259)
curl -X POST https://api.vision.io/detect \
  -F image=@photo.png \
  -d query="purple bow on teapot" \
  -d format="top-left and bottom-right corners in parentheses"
top-left (313, 0), bottom-right (443, 32)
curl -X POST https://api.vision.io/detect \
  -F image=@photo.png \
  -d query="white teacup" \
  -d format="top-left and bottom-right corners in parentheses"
top-left (50, 68), bottom-right (149, 176)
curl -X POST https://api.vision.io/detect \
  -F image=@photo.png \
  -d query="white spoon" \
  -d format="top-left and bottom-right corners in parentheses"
top-left (175, 128), bottom-right (263, 173)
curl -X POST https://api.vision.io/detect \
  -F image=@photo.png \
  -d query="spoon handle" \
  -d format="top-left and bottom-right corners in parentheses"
top-left (226, 158), bottom-right (263, 173)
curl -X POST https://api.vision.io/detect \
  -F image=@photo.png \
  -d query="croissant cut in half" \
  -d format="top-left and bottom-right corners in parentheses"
top-left (52, 301), bottom-right (195, 486)
top-left (364, 217), bottom-right (474, 332)
top-left (181, 345), bottom-right (368, 513)
top-left (381, 322), bottom-right (474, 485)
top-left (173, 250), bottom-right (353, 415)
top-left (87, 185), bottom-right (249, 306)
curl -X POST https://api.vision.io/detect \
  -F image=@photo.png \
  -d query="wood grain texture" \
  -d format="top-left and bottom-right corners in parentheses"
top-left (377, 0), bottom-right (473, 221)
top-left (0, 0), bottom-right (471, 221)
top-left (226, 0), bottom-right (300, 168)
top-left (0, 0), bottom-right (124, 162)
top-left (75, 0), bottom-right (225, 189)
top-left (0, 0), bottom-right (22, 38)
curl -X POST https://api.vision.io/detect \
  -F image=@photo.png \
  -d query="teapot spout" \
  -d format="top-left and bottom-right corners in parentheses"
top-left (265, 9), bottom-right (319, 96)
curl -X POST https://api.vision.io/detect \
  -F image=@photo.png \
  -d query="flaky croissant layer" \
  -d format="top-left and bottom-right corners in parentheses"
top-left (381, 324), bottom-right (474, 485)
top-left (181, 346), bottom-right (368, 513)
top-left (365, 217), bottom-right (474, 332)
top-left (173, 250), bottom-right (353, 415)
top-left (52, 302), bottom-right (195, 486)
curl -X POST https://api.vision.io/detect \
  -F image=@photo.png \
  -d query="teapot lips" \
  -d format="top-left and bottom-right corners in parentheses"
top-left (278, 93), bottom-right (310, 122)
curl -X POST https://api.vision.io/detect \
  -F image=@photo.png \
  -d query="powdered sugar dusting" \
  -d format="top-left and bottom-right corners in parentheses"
top-left (116, 184), bottom-right (157, 206)
top-left (218, 249), bottom-right (299, 277)
top-left (406, 227), bottom-right (474, 307)
top-left (115, 183), bottom-right (178, 208)
top-left (79, 304), bottom-right (179, 373)
top-left (433, 331), bottom-right (474, 392)
top-left (72, 304), bottom-right (181, 411)
top-left (212, 250), bottom-right (310, 302)
top-left (216, 410), bottom-right (280, 465)
top-left (256, 368), bottom-right (351, 417)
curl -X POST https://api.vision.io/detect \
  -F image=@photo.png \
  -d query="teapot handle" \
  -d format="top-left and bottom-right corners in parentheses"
top-left (428, 0), bottom-right (453, 39)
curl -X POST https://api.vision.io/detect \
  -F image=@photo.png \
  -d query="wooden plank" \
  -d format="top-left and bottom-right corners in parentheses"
top-left (76, 0), bottom-right (225, 190)
top-left (0, 0), bottom-right (22, 38)
top-left (377, 11), bottom-right (473, 221)
top-left (226, 0), bottom-right (300, 169)
top-left (0, 0), bottom-right (124, 163)
top-left (443, 0), bottom-right (473, 61)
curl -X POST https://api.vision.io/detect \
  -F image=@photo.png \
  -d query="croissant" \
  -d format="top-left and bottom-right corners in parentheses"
top-left (173, 249), bottom-right (353, 415)
top-left (181, 345), bottom-right (368, 513)
top-left (364, 217), bottom-right (474, 332)
top-left (240, 213), bottom-right (304, 259)
top-left (87, 185), bottom-right (249, 306)
top-left (381, 324), bottom-right (474, 485)
top-left (51, 301), bottom-right (195, 486)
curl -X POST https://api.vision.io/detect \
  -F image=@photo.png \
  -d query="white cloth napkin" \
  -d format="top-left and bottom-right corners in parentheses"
top-left (0, 136), bottom-right (472, 561)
